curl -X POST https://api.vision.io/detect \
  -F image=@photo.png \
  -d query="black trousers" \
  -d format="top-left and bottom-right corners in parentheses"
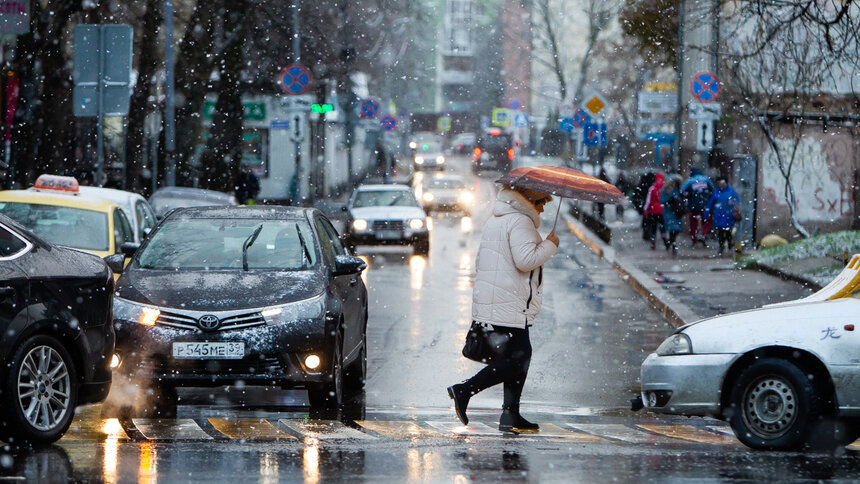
top-left (463, 326), bottom-right (532, 407)
top-left (715, 227), bottom-right (733, 251)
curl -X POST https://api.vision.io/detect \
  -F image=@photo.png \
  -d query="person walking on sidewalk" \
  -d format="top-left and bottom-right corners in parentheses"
top-left (681, 167), bottom-right (714, 247)
top-left (704, 177), bottom-right (740, 256)
top-left (643, 173), bottom-right (666, 250)
top-left (660, 175), bottom-right (685, 256)
top-left (447, 185), bottom-right (559, 432)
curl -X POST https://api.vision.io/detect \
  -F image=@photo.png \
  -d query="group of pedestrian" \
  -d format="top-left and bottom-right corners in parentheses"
top-left (636, 168), bottom-right (740, 256)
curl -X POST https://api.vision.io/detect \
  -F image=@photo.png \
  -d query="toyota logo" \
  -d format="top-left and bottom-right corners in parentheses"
top-left (197, 314), bottom-right (221, 331)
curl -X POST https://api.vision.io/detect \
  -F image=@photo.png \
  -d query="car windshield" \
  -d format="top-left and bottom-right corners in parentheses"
top-left (137, 218), bottom-right (318, 270)
top-left (0, 202), bottom-right (109, 251)
top-left (417, 141), bottom-right (442, 153)
top-left (427, 179), bottom-right (466, 190)
top-left (353, 190), bottom-right (419, 208)
top-left (480, 135), bottom-right (511, 150)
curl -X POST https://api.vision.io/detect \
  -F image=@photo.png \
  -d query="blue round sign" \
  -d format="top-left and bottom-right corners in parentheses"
top-left (559, 117), bottom-right (574, 133)
top-left (690, 72), bottom-right (720, 103)
top-left (573, 109), bottom-right (591, 128)
top-left (360, 98), bottom-right (380, 119)
top-left (381, 114), bottom-right (397, 131)
top-left (280, 64), bottom-right (311, 95)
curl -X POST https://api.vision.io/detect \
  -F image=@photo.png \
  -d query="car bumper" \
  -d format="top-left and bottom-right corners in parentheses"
top-left (113, 318), bottom-right (333, 388)
top-left (640, 352), bottom-right (736, 417)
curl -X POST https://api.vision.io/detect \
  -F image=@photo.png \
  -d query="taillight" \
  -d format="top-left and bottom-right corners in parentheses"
top-left (507, 148), bottom-right (514, 160)
top-left (474, 147), bottom-right (481, 159)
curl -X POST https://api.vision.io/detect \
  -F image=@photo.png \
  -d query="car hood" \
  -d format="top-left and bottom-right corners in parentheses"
top-left (350, 206), bottom-right (425, 221)
top-left (116, 268), bottom-right (325, 311)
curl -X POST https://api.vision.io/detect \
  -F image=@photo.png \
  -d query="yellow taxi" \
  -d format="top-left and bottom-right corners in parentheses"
top-left (0, 175), bottom-right (135, 259)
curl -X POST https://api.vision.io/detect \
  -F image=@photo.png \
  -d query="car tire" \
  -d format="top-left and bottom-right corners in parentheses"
top-left (308, 329), bottom-right (344, 409)
top-left (413, 236), bottom-right (430, 256)
top-left (344, 332), bottom-right (367, 391)
top-left (0, 335), bottom-right (79, 444)
top-left (727, 358), bottom-right (818, 450)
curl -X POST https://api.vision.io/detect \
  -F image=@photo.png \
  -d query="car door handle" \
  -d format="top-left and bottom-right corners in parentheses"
top-left (349, 278), bottom-right (358, 287)
top-left (0, 286), bottom-right (15, 297)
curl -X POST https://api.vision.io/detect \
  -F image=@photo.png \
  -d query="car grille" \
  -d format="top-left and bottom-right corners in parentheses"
top-left (140, 355), bottom-right (283, 376)
top-left (372, 220), bottom-right (404, 231)
top-left (156, 309), bottom-right (267, 332)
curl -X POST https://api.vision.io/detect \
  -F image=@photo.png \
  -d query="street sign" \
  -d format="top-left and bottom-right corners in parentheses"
top-left (380, 114), bottom-right (396, 131)
top-left (491, 108), bottom-right (510, 127)
top-left (437, 116), bottom-right (451, 132)
top-left (696, 118), bottom-right (714, 151)
top-left (271, 120), bottom-right (290, 130)
top-left (690, 72), bottom-right (720, 103)
top-left (689, 101), bottom-right (721, 120)
top-left (290, 113), bottom-right (306, 142)
top-left (359, 98), bottom-right (379, 119)
top-left (583, 122), bottom-right (607, 147)
top-left (637, 91), bottom-right (678, 114)
top-left (73, 24), bottom-right (133, 117)
top-left (508, 98), bottom-right (522, 110)
top-left (279, 94), bottom-right (312, 113)
top-left (0, 0), bottom-right (29, 34)
top-left (559, 117), bottom-right (574, 133)
top-left (280, 64), bottom-right (311, 95)
top-left (583, 93), bottom-right (608, 116)
top-left (572, 109), bottom-right (590, 128)
top-left (514, 113), bottom-right (528, 127)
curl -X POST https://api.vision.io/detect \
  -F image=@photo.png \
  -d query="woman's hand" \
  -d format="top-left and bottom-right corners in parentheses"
top-left (546, 231), bottom-right (560, 247)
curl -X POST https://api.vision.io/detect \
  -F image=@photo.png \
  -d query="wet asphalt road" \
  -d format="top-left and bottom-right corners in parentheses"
top-left (3, 156), bottom-right (860, 482)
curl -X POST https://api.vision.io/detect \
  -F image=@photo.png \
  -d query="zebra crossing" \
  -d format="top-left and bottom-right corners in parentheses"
top-left (58, 414), bottom-right (860, 450)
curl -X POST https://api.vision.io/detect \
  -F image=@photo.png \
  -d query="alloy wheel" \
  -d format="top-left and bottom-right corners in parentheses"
top-left (17, 345), bottom-right (72, 432)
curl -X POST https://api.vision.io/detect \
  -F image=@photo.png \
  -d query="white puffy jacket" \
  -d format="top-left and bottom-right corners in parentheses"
top-left (472, 188), bottom-right (558, 329)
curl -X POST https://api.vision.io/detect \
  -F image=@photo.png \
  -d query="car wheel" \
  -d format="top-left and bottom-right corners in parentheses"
top-left (0, 335), bottom-right (78, 444)
top-left (728, 358), bottom-right (818, 450)
top-left (308, 329), bottom-right (344, 409)
top-left (413, 236), bottom-right (430, 256)
top-left (344, 332), bottom-right (367, 391)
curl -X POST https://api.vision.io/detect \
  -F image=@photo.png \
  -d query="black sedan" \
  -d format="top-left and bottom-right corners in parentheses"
top-left (0, 214), bottom-right (115, 444)
top-left (111, 206), bottom-right (368, 413)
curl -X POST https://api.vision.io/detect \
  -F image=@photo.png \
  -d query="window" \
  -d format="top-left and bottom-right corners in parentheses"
top-left (114, 209), bottom-right (134, 250)
top-left (0, 224), bottom-right (27, 259)
top-left (352, 190), bottom-right (420, 208)
top-left (135, 201), bottom-right (156, 240)
top-left (321, 218), bottom-right (346, 256)
top-left (315, 218), bottom-right (336, 264)
top-left (0, 202), bottom-right (109, 251)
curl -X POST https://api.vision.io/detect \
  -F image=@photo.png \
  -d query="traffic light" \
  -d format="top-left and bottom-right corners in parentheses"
top-left (311, 103), bottom-right (334, 114)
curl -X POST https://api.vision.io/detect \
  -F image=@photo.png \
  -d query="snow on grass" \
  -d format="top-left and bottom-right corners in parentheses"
top-left (740, 230), bottom-right (860, 268)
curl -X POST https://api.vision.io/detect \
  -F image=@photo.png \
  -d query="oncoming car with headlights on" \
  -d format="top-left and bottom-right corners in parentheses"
top-left (639, 255), bottom-right (860, 451)
top-left (343, 184), bottom-right (430, 256)
top-left (111, 206), bottom-right (368, 413)
top-left (420, 174), bottom-right (474, 216)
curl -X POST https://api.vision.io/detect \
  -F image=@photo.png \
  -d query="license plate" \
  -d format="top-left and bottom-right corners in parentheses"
top-left (376, 230), bottom-right (402, 240)
top-left (172, 342), bottom-right (245, 359)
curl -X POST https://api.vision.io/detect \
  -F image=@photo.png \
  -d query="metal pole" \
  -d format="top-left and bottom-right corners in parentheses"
top-left (291, 1), bottom-right (300, 64)
top-left (292, 1), bottom-right (301, 204)
top-left (674, 0), bottom-right (685, 173)
top-left (711, 0), bottom-right (719, 75)
top-left (164, 0), bottom-right (176, 186)
top-left (96, 26), bottom-right (105, 186)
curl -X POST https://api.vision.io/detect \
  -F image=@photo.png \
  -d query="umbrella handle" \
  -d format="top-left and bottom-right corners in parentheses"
top-left (550, 202), bottom-right (561, 234)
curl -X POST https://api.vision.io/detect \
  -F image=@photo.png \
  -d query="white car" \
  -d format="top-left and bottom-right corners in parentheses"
top-left (78, 186), bottom-right (158, 244)
top-left (640, 256), bottom-right (860, 450)
top-left (343, 184), bottom-right (429, 256)
top-left (420, 174), bottom-right (474, 216)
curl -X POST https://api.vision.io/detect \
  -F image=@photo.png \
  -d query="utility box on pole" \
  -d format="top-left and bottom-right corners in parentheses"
top-left (73, 24), bottom-right (133, 185)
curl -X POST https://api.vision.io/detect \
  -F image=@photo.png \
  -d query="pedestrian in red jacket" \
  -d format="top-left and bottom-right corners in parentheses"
top-left (642, 173), bottom-right (666, 250)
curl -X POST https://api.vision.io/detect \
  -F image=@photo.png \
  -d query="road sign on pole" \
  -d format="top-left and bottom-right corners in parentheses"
top-left (491, 108), bottom-right (510, 127)
top-left (380, 114), bottom-right (397, 131)
top-left (514, 113), bottom-right (529, 127)
top-left (690, 72), bottom-right (720, 103)
top-left (559, 117), bottom-right (574, 133)
top-left (437, 116), bottom-right (451, 132)
top-left (572, 109), bottom-right (590, 128)
top-left (583, 122), bottom-right (607, 147)
top-left (696, 119), bottom-right (714, 151)
top-left (583, 93), bottom-right (609, 117)
top-left (359, 98), bottom-right (379, 119)
top-left (280, 64), bottom-right (311, 95)
top-left (688, 101), bottom-right (721, 120)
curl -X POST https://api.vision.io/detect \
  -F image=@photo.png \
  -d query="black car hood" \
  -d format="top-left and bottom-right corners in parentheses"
top-left (116, 268), bottom-right (326, 311)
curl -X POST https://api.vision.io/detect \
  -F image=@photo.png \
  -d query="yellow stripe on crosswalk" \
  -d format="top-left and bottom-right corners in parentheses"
top-left (637, 424), bottom-right (740, 445)
top-left (279, 419), bottom-right (377, 440)
top-left (356, 420), bottom-right (444, 439)
top-left (520, 423), bottom-right (606, 441)
top-left (208, 418), bottom-right (296, 440)
top-left (64, 418), bottom-right (129, 440)
top-left (133, 418), bottom-right (213, 441)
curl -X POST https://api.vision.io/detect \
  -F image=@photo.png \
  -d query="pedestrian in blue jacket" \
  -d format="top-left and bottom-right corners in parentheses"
top-left (660, 175), bottom-right (684, 256)
top-left (703, 177), bottom-right (740, 255)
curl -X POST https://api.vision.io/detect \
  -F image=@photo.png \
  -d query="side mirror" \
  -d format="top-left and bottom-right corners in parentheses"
top-left (104, 254), bottom-right (125, 275)
top-left (120, 242), bottom-right (140, 258)
top-left (333, 255), bottom-right (366, 276)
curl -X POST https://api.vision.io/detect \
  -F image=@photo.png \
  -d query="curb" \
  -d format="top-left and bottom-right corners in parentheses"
top-left (561, 208), bottom-right (699, 329)
top-left (745, 262), bottom-right (823, 292)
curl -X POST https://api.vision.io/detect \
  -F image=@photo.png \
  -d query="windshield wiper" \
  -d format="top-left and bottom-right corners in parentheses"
top-left (296, 225), bottom-right (311, 268)
top-left (242, 224), bottom-right (264, 271)
top-left (388, 193), bottom-right (405, 206)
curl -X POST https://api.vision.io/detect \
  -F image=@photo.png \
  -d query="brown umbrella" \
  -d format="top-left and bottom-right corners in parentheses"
top-left (496, 165), bottom-right (626, 232)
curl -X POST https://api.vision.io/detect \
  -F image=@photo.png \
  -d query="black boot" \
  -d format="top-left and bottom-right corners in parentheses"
top-left (447, 384), bottom-right (471, 425)
top-left (498, 405), bottom-right (539, 432)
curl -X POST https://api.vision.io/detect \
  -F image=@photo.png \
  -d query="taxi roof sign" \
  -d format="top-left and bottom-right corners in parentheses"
top-left (33, 174), bottom-right (79, 193)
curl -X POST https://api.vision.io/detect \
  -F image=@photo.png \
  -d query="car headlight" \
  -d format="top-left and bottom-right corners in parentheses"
top-left (423, 192), bottom-right (434, 202)
top-left (113, 296), bottom-right (160, 326)
top-left (656, 333), bottom-right (692, 356)
top-left (261, 293), bottom-right (326, 324)
top-left (409, 141), bottom-right (417, 149)
top-left (459, 191), bottom-right (474, 204)
top-left (352, 219), bottom-right (368, 231)
top-left (409, 218), bottom-right (425, 230)
top-left (415, 156), bottom-right (424, 164)
top-left (436, 155), bottom-right (445, 164)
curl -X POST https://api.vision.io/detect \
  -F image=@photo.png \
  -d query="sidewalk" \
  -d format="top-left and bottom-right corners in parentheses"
top-left (562, 204), bottom-right (814, 328)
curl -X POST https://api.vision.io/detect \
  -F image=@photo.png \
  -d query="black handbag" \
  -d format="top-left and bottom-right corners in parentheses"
top-left (462, 321), bottom-right (509, 364)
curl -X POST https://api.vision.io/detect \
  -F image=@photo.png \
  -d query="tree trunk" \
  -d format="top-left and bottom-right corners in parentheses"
top-left (757, 117), bottom-right (810, 238)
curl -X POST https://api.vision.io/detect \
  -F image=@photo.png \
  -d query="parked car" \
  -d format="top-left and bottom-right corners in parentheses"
top-left (111, 206), bottom-right (368, 413)
top-left (473, 128), bottom-right (514, 173)
top-left (0, 213), bottom-right (115, 444)
top-left (639, 256), bottom-right (860, 450)
top-left (149, 186), bottom-right (238, 220)
top-left (420, 174), bottom-right (474, 216)
top-left (343, 184), bottom-right (430, 256)
top-left (452, 133), bottom-right (477, 154)
top-left (78, 186), bottom-right (157, 243)
top-left (0, 175), bottom-right (136, 259)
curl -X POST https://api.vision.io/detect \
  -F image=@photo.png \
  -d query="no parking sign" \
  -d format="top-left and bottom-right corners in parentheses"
top-left (280, 64), bottom-right (311, 95)
top-left (381, 114), bottom-right (397, 131)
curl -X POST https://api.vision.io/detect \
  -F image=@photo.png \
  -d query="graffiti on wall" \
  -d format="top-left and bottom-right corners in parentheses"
top-left (761, 136), bottom-right (852, 222)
